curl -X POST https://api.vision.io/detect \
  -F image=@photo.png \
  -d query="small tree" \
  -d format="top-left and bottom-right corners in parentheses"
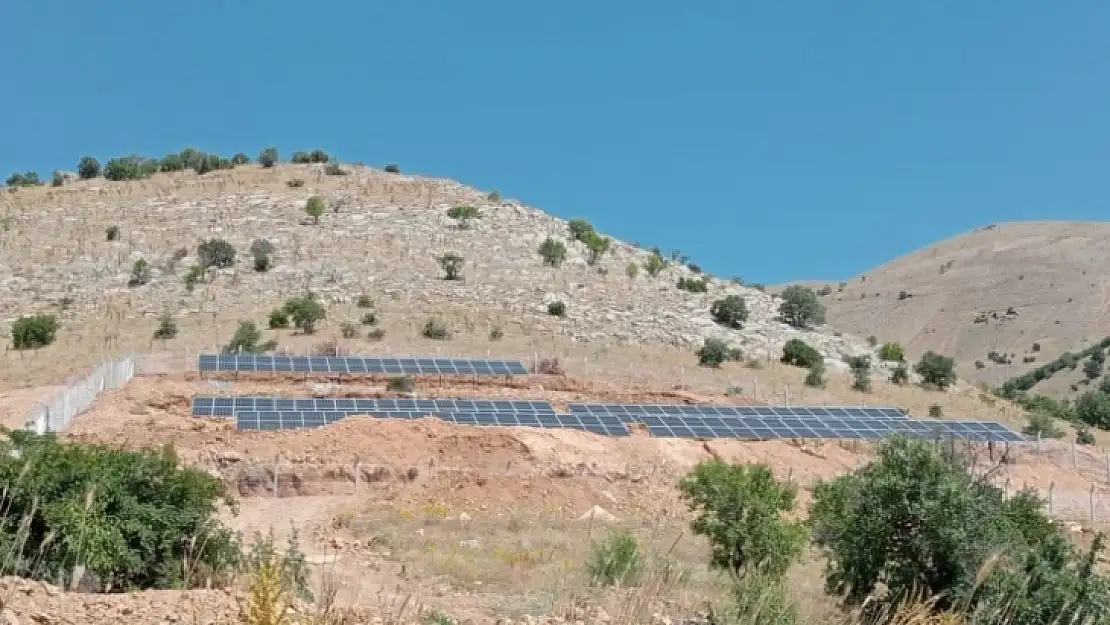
top-left (846, 355), bottom-right (872, 392)
top-left (268, 308), bottom-right (289, 329)
top-left (710, 295), bottom-right (749, 329)
top-left (197, 238), bottom-right (236, 269)
top-left (1023, 412), bottom-right (1064, 439)
top-left (781, 339), bottom-right (822, 368)
top-left (258, 147), bottom-right (279, 168)
top-left (50, 171), bottom-right (64, 187)
top-left (10, 314), bottom-right (58, 349)
top-left (568, 219), bottom-right (595, 243)
top-left (291, 151), bottom-right (311, 164)
top-left (778, 285), bottom-right (826, 329)
top-left (129, 259), bottom-right (152, 287)
top-left (153, 313), bottom-right (178, 340)
top-left (224, 322), bottom-right (275, 353)
top-left (446, 205), bottom-right (481, 229)
top-left (877, 342), bottom-right (905, 362)
top-left (928, 404), bottom-right (944, 418)
top-left (184, 265), bottom-right (205, 292)
top-left (890, 362), bottom-right (909, 385)
top-left (1084, 357), bottom-right (1103, 381)
top-left (1076, 391), bottom-right (1110, 429)
top-left (537, 237), bottom-right (567, 267)
top-left (697, 338), bottom-right (730, 368)
top-left (383, 163), bottom-right (400, 174)
top-left (77, 156), bottom-right (101, 179)
top-left (231, 153), bottom-right (251, 165)
top-left (679, 460), bottom-right (807, 579)
top-left (915, 351), bottom-right (957, 389)
top-left (805, 361), bottom-right (826, 388)
top-left (547, 301), bottom-right (566, 317)
top-left (304, 196), bottom-right (326, 225)
top-left (106, 225), bottom-right (120, 241)
top-left (583, 231), bottom-right (611, 266)
top-left (422, 318), bottom-right (450, 340)
top-left (438, 253), bottom-right (464, 280)
top-left (643, 251), bottom-right (667, 277)
top-left (625, 262), bottom-right (639, 279)
top-left (283, 296), bottom-right (326, 334)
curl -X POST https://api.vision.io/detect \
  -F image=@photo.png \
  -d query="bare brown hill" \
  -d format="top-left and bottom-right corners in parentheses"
top-left (779, 221), bottom-right (1110, 394)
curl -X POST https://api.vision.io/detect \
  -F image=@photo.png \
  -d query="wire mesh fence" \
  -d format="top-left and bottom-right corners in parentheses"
top-left (22, 355), bottom-right (136, 433)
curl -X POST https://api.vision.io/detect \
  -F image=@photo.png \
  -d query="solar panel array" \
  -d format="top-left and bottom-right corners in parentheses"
top-left (236, 410), bottom-right (629, 436)
top-left (634, 414), bottom-right (1024, 442)
top-left (197, 354), bottom-right (529, 376)
top-left (193, 396), bottom-right (554, 417)
top-left (570, 403), bottom-right (908, 420)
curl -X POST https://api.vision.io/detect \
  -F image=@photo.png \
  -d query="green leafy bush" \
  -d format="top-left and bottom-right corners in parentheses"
top-left (250, 238), bottom-right (274, 272)
top-left (586, 529), bottom-right (642, 587)
top-left (697, 337), bottom-right (730, 368)
top-left (567, 218), bottom-right (595, 243)
top-left (77, 156), bottom-right (101, 179)
top-left (777, 285), bottom-right (826, 328)
top-left (231, 153), bottom-right (251, 165)
top-left (106, 225), bottom-right (120, 241)
top-left (644, 251), bottom-right (667, 277)
top-left (780, 339), bottom-right (822, 369)
top-left (915, 351), bottom-right (957, 389)
top-left (422, 318), bottom-right (450, 340)
top-left (547, 301), bottom-right (566, 317)
top-left (0, 430), bottom-right (240, 590)
top-left (383, 163), bottom-right (400, 174)
top-left (804, 361), bottom-right (826, 388)
top-left (324, 162), bottom-right (346, 176)
top-left (1076, 391), bottom-right (1110, 429)
top-left (291, 151), bottom-right (312, 164)
top-left (282, 295), bottom-right (326, 334)
top-left (224, 322), bottom-right (276, 353)
top-left (304, 196), bottom-right (326, 224)
top-left (678, 460), bottom-right (806, 578)
top-left (10, 314), bottom-right (58, 349)
top-left (258, 147), bottom-right (279, 168)
top-left (387, 376), bottom-right (415, 393)
top-left (877, 342), bottom-right (905, 362)
top-left (268, 308), bottom-right (290, 329)
top-left (153, 313), bottom-right (178, 340)
top-left (537, 237), bottom-right (567, 267)
top-left (197, 238), bottom-right (236, 269)
top-left (184, 265), bottom-right (205, 292)
top-left (438, 253), bottom-right (464, 280)
top-left (103, 155), bottom-right (158, 181)
top-left (890, 362), bottom-right (909, 385)
top-left (845, 355), bottom-right (871, 392)
top-left (4, 172), bottom-right (41, 187)
top-left (128, 259), bottom-right (151, 287)
top-left (446, 205), bottom-right (481, 229)
top-left (1023, 412), bottom-right (1064, 439)
top-left (677, 276), bottom-right (709, 293)
top-left (583, 231), bottom-right (611, 266)
top-left (710, 295), bottom-right (749, 329)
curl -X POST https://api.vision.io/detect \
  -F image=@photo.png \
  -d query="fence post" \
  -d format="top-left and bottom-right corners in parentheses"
top-left (353, 457), bottom-right (361, 495)
top-left (1072, 441), bottom-right (1078, 470)
top-left (1049, 482), bottom-right (1055, 515)
top-left (272, 456), bottom-right (280, 498)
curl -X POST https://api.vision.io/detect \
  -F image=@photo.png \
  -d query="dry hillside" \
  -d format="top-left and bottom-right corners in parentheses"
top-left (780, 221), bottom-right (1110, 394)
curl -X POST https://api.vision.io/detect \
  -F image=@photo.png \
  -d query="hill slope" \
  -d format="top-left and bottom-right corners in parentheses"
top-left (787, 221), bottom-right (1110, 393)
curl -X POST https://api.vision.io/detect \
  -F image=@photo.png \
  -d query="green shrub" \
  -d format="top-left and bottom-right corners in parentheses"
top-left (367, 328), bottom-right (386, 341)
top-left (778, 285), bottom-right (826, 328)
top-left (324, 162), bottom-right (347, 176)
top-left (422, 318), bottom-right (450, 340)
top-left (360, 311), bottom-right (378, 326)
top-left (224, 322), bottom-right (276, 353)
top-left (697, 338), bottom-right (730, 368)
top-left (258, 147), bottom-right (279, 168)
top-left (153, 313), bottom-right (178, 340)
top-left (845, 355), bottom-right (871, 392)
top-left (710, 295), bottom-right (749, 329)
top-left (77, 156), bottom-right (101, 179)
top-left (804, 361), bottom-right (826, 388)
top-left (128, 259), bottom-right (151, 287)
top-left (446, 205), bottom-right (481, 229)
top-left (486, 189), bottom-right (501, 203)
top-left (643, 251), bottom-right (667, 277)
top-left (383, 163), bottom-right (400, 173)
top-left (586, 529), bottom-right (642, 587)
top-left (340, 323), bottom-right (358, 339)
top-left (1076, 391), bottom-right (1110, 429)
top-left (583, 231), bottom-right (611, 266)
top-left (489, 326), bottom-right (504, 341)
top-left (438, 253), bottom-right (464, 280)
top-left (250, 238), bottom-right (274, 272)
top-left (567, 218), bottom-right (595, 243)
top-left (867, 335), bottom-right (878, 347)
top-left (184, 265), bottom-right (205, 292)
top-left (677, 276), bottom-right (709, 293)
top-left (780, 339), bottom-right (822, 368)
top-left (1077, 426), bottom-right (1096, 445)
top-left (268, 308), bottom-right (290, 329)
top-left (625, 262), bottom-right (638, 279)
top-left (1023, 412), bottom-right (1064, 439)
top-left (197, 238), bottom-right (236, 269)
top-left (51, 170), bottom-right (64, 187)
top-left (537, 237), bottom-right (567, 267)
top-left (106, 225), bottom-right (120, 241)
top-left (928, 404), bottom-right (943, 418)
top-left (291, 151), bottom-right (311, 164)
top-left (915, 351), bottom-right (957, 389)
top-left (1084, 357), bottom-right (1103, 380)
top-left (4, 172), bottom-right (41, 187)
top-left (877, 342), bottom-right (905, 362)
top-left (387, 376), bottom-right (415, 393)
top-left (304, 196), bottom-right (326, 225)
top-left (0, 431), bottom-right (240, 590)
top-left (282, 295), bottom-right (326, 334)
top-left (547, 301), bottom-right (566, 317)
top-left (10, 314), bottom-right (58, 349)
top-left (890, 362), bottom-right (909, 385)
top-left (356, 294), bottom-right (373, 308)
top-left (103, 155), bottom-right (158, 181)
top-left (231, 153), bottom-right (251, 165)
top-left (679, 460), bottom-right (806, 578)
top-left (726, 571), bottom-right (798, 625)
top-left (241, 529), bottom-right (312, 602)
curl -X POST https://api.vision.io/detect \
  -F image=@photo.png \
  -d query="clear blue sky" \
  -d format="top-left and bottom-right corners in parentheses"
top-left (2, 2), bottom-right (1108, 284)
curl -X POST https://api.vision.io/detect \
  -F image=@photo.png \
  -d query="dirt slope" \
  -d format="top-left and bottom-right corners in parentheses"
top-left (782, 221), bottom-right (1110, 392)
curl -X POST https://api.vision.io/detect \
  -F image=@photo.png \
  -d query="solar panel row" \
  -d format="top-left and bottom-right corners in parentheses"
top-left (192, 396), bottom-right (555, 417)
top-left (197, 354), bottom-right (529, 376)
top-left (570, 403), bottom-right (907, 419)
top-left (234, 410), bottom-right (630, 436)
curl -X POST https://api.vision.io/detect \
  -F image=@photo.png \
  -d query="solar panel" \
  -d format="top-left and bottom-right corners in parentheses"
top-left (198, 354), bottom-right (529, 376)
top-left (635, 415), bottom-right (1024, 443)
top-left (568, 404), bottom-right (909, 421)
top-left (192, 396), bottom-right (556, 417)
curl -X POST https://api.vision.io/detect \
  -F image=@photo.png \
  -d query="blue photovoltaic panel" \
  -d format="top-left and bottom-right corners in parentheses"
top-left (198, 354), bottom-right (529, 376)
top-left (633, 414), bottom-right (1024, 443)
top-left (568, 403), bottom-right (908, 421)
top-left (193, 396), bottom-right (554, 417)
top-left (235, 409), bottom-right (632, 436)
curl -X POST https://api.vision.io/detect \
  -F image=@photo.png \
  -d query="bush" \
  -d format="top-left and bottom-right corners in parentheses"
top-left (340, 323), bottom-right (358, 339)
top-left (106, 225), bottom-right (120, 241)
top-left (777, 285), bottom-right (826, 328)
top-left (184, 265), bottom-right (205, 292)
top-left (678, 460), bottom-right (806, 578)
top-left (250, 238), bottom-right (273, 272)
top-left (676, 276), bottom-right (709, 293)
top-left (383, 163), bottom-right (400, 174)
top-left (231, 153), bottom-right (251, 165)
top-left (586, 529), bottom-right (642, 587)
top-left (1084, 357), bottom-right (1103, 380)
top-left (846, 355), bottom-right (871, 392)
top-left (867, 334), bottom-right (878, 347)
top-left (286, 178), bottom-right (305, 188)
top-left (356, 294), bottom-right (373, 308)
top-left (547, 301), bottom-right (566, 317)
top-left (583, 231), bottom-right (611, 266)
top-left (537, 357), bottom-right (565, 375)
top-left (360, 311), bottom-right (377, 326)
top-left (153, 313), bottom-right (178, 340)
top-left (422, 318), bottom-right (449, 340)
top-left (726, 571), bottom-right (798, 625)
top-left (1076, 391), bottom-right (1110, 429)
top-left (537, 237), bottom-right (567, 267)
top-left (304, 196), bottom-right (326, 225)
top-left (710, 295), bottom-right (749, 329)
top-left (77, 156), bottom-right (101, 179)
top-left (0, 431), bottom-right (240, 590)
top-left (367, 328), bottom-right (386, 341)
top-left (128, 259), bottom-right (151, 287)
top-left (804, 361), bottom-right (826, 388)
top-left (10, 314), bottom-right (58, 349)
top-left (644, 251), bottom-right (667, 277)
top-left (928, 404), bottom-right (943, 418)
top-left (780, 339), bottom-right (822, 369)
top-left (282, 295), bottom-right (326, 334)
top-left (915, 351), bottom-right (957, 389)
top-left (890, 362), bottom-right (909, 385)
top-left (268, 308), bottom-right (290, 329)
top-left (324, 162), bottom-right (347, 176)
top-left (625, 262), bottom-right (639, 279)
top-left (877, 342), bottom-right (905, 361)
top-left (197, 238), bottom-right (236, 269)
top-left (489, 326), bottom-right (504, 341)
top-left (486, 189), bottom-right (501, 202)
top-left (438, 253), bottom-right (464, 280)
top-left (258, 147), bottom-right (279, 168)
top-left (51, 170), bottom-right (64, 187)
top-left (1023, 412), bottom-right (1064, 439)
top-left (5, 172), bottom-right (41, 187)
top-left (387, 376), bottom-right (415, 393)
top-left (567, 218), bottom-right (595, 243)
top-left (809, 437), bottom-right (1108, 619)
top-left (697, 338), bottom-right (730, 368)
top-left (103, 155), bottom-right (158, 181)
top-left (1077, 426), bottom-right (1096, 445)
top-left (224, 322), bottom-right (276, 353)
top-left (446, 205), bottom-right (481, 229)
top-left (291, 151), bottom-right (311, 164)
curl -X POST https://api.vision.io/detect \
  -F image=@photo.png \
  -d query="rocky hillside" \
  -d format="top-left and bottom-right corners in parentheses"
top-left (780, 221), bottom-right (1110, 395)
top-left (0, 161), bottom-right (879, 388)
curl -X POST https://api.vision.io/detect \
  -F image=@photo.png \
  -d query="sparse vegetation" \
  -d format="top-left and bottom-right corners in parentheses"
top-left (340, 323), bottom-right (358, 338)
top-left (890, 362), bottom-right (909, 385)
top-left (224, 321), bottom-right (276, 353)
top-left (537, 237), bottom-right (567, 267)
top-left (583, 231), bottom-right (611, 266)
top-left (282, 295), bottom-right (326, 334)
top-left (268, 308), bottom-right (290, 329)
top-left (447, 205), bottom-right (481, 229)
top-left (781, 339), bottom-right (822, 369)
top-left (1023, 412), bottom-right (1064, 439)
top-left (367, 328), bottom-right (386, 341)
top-left (197, 238), bottom-right (236, 269)
top-left (77, 156), bottom-right (101, 179)
top-left (914, 351), bottom-right (957, 390)
top-left (677, 276), bottom-right (709, 293)
top-left (184, 265), bottom-right (205, 292)
top-left (489, 326), bottom-right (504, 341)
top-left (422, 318), bottom-right (450, 340)
top-left (845, 355), bottom-right (871, 392)
top-left (567, 218), bottom-right (595, 243)
top-left (258, 147), bottom-right (279, 168)
top-left (696, 337), bottom-right (730, 368)
top-left (928, 404), bottom-right (943, 417)
top-left (547, 301), bottom-right (566, 317)
top-left (778, 285), bottom-right (826, 329)
top-left (805, 361), bottom-right (826, 388)
top-left (387, 376), bottom-right (416, 393)
top-left (10, 314), bottom-right (58, 349)
top-left (128, 258), bottom-right (152, 286)
top-left (710, 295), bottom-right (749, 329)
top-left (644, 250), bottom-right (667, 277)
top-left (438, 253), bottom-right (464, 280)
top-left (586, 529), bottom-right (642, 587)
top-left (250, 238), bottom-right (275, 272)
top-left (153, 313), bottom-right (178, 340)
top-left (877, 342), bottom-right (904, 362)
top-left (105, 225), bottom-right (120, 241)
top-left (360, 311), bottom-right (377, 326)
top-left (304, 196), bottom-right (326, 224)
